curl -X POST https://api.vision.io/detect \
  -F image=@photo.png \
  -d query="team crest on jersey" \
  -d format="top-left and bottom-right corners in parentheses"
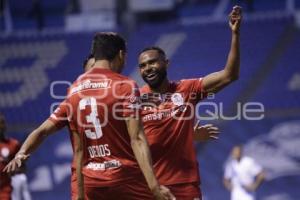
top-left (171, 93), bottom-right (184, 106)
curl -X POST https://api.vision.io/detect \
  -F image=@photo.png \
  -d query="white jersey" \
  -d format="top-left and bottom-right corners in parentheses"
top-left (224, 156), bottom-right (262, 200)
top-left (11, 173), bottom-right (32, 200)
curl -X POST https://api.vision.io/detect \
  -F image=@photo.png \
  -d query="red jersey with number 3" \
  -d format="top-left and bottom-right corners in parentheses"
top-left (140, 78), bottom-right (206, 185)
top-left (66, 67), bottom-right (142, 187)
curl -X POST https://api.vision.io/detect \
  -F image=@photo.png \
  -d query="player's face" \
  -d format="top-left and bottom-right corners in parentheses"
top-left (0, 115), bottom-right (6, 138)
top-left (232, 146), bottom-right (242, 160)
top-left (138, 50), bottom-right (167, 89)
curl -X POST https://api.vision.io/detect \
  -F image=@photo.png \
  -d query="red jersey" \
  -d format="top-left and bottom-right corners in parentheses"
top-left (48, 100), bottom-right (75, 168)
top-left (66, 67), bottom-right (142, 187)
top-left (140, 78), bottom-right (206, 185)
top-left (49, 100), bottom-right (81, 197)
top-left (0, 138), bottom-right (20, 196)
top-left (49, 100), bottom-right (69, 131)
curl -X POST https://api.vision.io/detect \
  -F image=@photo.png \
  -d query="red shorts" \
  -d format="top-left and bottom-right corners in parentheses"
top-left (70, 171), bottom-right (77, 200)
top-left (167, 182), bottom-right (202, 200)
top-left (84, 176), bottom-right (153, 200)
top-left (71, 180), bottom-right (80, 200)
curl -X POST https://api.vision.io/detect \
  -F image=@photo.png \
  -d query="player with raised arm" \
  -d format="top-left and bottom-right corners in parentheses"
top-left (137, 6), bottom-right (242, 199)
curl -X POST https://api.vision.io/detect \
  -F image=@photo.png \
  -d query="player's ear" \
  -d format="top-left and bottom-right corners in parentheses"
top-left (165, 59), bottom-right (170, 68)
top-left (118, 50), bottom-right (126, 60)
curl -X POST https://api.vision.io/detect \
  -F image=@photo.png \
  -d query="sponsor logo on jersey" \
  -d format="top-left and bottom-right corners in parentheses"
top-left (86, 160), bottom-right (121, 171)
top-left (70, 79), bottom-right (112, 94)
top-left (171, 93), bottom-right (184, 106)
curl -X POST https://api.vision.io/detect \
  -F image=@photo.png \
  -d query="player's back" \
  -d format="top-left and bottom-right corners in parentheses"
top-left (66, 67), bottom-right (142, 187)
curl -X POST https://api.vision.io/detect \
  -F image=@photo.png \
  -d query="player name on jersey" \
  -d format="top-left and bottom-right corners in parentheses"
top-left (88, 144), bottom-right (111, 158)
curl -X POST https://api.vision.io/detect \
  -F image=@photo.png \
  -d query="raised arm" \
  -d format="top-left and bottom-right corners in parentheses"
top-left (125, 117), bottom-right (174, 200)
top-left (202, 6), bottom-right (242, 94)
top-left (3, 119), bottom-right (59, 173)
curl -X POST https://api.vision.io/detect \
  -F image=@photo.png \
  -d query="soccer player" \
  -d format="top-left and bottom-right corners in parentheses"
top-left (223, 145), bottom-right (265, 200)
top-left (4, 33), bottom-right (175, 200)
top-left (0, 114), bottom-right (21, 200)
top-left (137, 6), bottom-right (242, 199)
top-left (65, 32), bottom-right (175, 200)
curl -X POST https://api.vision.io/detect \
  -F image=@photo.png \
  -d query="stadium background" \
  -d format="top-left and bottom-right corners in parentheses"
top-left (0, 0), bottom-right (299, 199)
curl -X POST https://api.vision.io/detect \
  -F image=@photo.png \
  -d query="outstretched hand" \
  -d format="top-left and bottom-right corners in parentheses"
top-left (3, 153), bottom-right (30, 174)
top-left (229, 5), bottom-right (242, 34)
top-left (194, 120), bottom-right (220, 142)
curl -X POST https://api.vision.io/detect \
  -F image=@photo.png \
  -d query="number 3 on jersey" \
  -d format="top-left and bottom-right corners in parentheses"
top-left (79, 97), bottom-right (103, 139)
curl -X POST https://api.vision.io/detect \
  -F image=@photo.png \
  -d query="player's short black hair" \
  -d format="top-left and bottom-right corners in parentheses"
top-left (91, 32), bottom-right (126, 61)
top-left (139, 46), bottom-right (166, 59)
top-left (82, 53), bottom-right (94, 69)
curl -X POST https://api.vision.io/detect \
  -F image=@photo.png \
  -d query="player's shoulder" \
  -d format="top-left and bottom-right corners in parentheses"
top-left (114, 73), bottom-right (135, 82)
top-left (8, 138), bottom-right (20, 146)
top-left (167, 79), bottom-right (196, 92)
top-left (242, 156), bottom-right (256, 165)
top-left (111, 74), bottom-right (137, 90)
top-left (178, 78), bottom-right (203, 85)
top-left (110, 74), bottom-right (139, 95)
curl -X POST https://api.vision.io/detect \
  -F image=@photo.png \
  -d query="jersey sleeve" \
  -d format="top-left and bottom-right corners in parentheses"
top-left (181, 78), bottom-right (207, 103)
top-left (48, 100), bottom-right (69, 129)
top-left (120, 80), bottom-right (141, 119)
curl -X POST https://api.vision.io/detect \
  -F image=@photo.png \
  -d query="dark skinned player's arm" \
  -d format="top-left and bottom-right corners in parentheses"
top-left (202, 6), bottom-right (242, 94)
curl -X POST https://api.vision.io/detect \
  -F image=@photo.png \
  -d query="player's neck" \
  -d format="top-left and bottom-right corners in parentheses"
top-left (150, 78), bottom-right (170, 93)
top-left (93, 60), bottom-right (117, 72)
